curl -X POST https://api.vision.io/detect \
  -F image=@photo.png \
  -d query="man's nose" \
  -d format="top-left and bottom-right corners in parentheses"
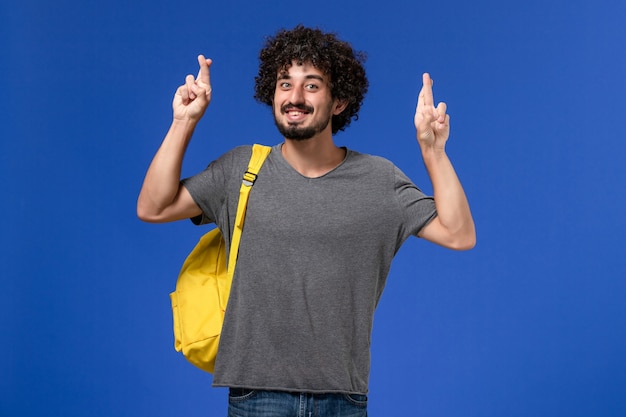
top-left (289, 87), bottom-right (305, 104)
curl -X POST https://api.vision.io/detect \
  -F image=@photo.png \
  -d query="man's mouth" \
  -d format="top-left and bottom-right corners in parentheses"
top-left (282, 104), bottom-right (314, 116)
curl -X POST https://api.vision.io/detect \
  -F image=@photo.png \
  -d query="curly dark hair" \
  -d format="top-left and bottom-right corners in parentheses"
top-left (254, 25), bottom-right (369, 134)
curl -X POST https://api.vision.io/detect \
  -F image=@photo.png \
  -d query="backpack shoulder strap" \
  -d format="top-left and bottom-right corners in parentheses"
top-left (227, 144), bottom-right (272, 278)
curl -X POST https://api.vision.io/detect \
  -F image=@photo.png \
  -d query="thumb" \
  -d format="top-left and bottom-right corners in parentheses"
top-left (190, 83), bottom-right (209, 107)
top-left (436, 102), bottom-right (447, 123)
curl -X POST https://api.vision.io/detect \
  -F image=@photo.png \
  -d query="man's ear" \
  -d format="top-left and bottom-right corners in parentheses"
top-left (333, 99), bottom-right (348, 115)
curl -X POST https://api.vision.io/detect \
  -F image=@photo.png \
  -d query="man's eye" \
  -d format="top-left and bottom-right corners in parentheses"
top-left (305, 84), bottom-right (319, 90)
top-left (280, 82), bottom-right (291, 88)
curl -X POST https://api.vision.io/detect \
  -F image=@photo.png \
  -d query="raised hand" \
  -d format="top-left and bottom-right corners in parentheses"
top-left (414, 73), bottom-right (450, 151)
top-left (173, 55), bottom-right (213, 122)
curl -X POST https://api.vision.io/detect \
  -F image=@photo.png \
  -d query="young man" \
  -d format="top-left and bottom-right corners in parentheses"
top-left (138, 25), bottom-right (475, 417)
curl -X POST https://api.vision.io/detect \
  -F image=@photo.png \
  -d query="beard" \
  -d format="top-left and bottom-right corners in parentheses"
top-left (273, 103), bottom-right (333, 141)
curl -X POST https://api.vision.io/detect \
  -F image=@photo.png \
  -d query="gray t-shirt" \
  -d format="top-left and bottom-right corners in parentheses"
top-left (182, 144), bottom-right (437, 394)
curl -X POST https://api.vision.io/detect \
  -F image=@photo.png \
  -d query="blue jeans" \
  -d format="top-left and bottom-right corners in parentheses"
top-left (227, 388), bottom-right (368, 417)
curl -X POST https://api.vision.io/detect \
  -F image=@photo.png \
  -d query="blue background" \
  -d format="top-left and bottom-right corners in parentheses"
top-left (2, 0), bottom-right (625, 416)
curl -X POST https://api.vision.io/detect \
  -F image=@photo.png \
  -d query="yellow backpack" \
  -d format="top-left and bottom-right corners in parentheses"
top-left (169, 144), bottom-right (271, 373)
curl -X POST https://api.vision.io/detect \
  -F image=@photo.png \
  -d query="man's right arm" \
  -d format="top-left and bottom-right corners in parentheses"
top-left (137, 55), bottom-right (212, 223)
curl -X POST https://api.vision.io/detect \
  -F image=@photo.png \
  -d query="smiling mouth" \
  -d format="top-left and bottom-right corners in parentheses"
top-left (286, 111), bottom-right (308, 120)
top-left (281, 104), bottom-right (314, 116)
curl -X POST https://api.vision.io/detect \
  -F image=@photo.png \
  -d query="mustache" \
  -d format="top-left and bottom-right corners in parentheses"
top-left (281, 103), bottom-right (314, 113)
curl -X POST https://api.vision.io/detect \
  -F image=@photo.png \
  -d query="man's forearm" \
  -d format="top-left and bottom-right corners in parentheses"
top-left (136, 119), bottom-right (198, 220)
top-left (422, 148), bottom-right (476, 248)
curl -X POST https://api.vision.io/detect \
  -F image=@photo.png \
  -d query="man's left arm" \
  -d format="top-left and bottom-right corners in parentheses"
top-left (414, 73), bottom-right (476, 250)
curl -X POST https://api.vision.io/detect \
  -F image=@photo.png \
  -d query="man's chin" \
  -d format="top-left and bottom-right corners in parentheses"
top-left (276, 124), bottom-right (317, 141)
top-left (285, 133), bottom-right (315, 141)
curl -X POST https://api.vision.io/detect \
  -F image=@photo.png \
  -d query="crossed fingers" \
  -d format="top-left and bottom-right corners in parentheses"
top-left (197, 54), bottom-right (211, 86)
top-left (417, 73), bottom-right (447, 124)
top-left (180, 55), bottom-right (212, 105)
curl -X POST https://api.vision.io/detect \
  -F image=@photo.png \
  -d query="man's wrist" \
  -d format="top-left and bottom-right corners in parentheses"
top-left (420, 144), bottom-right (447, 163)
top-left (168, 117), bottom-right (200, 144)
top-left (171, 117), bottom-right (200, 131)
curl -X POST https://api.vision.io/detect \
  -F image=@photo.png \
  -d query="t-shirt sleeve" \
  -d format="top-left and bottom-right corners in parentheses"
top-left (180, 147), bottom-right (249, 226)
top-left (181, 161), bottom-right (224, 225)
top-left (393, 166), bottom-right (438, 237)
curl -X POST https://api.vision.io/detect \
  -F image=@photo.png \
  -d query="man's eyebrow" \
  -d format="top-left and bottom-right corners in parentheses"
top-left (305, 74), bottom-right (325, 82)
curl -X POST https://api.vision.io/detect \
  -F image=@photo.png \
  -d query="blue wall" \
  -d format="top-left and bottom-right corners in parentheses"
top-left (2, 0), bottom-right (625, 415)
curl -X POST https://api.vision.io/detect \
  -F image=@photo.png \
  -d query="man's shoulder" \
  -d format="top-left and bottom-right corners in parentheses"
top-left (224, 143), bottom-right (277, 160)
top-left (222, 144), bottom-right (254, 160)
top-left (345, 148), bottom-right (398, 171)
top-left (211, 144), bottom-right (260, 170)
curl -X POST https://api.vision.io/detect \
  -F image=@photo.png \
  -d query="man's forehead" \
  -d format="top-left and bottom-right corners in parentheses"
top-left (277, 61), bottom-right (328, 79)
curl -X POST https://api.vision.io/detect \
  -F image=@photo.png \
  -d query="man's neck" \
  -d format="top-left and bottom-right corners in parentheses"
top-left (281, 134), bottom-right (346, 178)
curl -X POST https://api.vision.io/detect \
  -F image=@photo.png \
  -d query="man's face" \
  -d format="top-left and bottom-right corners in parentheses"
top-left (272, 61), bottom-right (339, 140)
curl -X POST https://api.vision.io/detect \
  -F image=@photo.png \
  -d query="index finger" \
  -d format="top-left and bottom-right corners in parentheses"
top-left (418, 72), bottom-right (434, 108)
top-left (197, 54), bottom-right (212, 85)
